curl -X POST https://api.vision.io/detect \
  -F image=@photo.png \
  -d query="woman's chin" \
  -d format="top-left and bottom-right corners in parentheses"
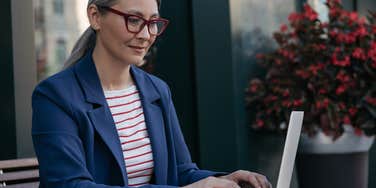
top-left (120, 54), bottom-right (145, 66)
top-left (130, 58), bottom-right (146, 67)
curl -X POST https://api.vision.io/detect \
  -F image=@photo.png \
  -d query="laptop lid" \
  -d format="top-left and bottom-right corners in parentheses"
top-left (276, 111), bottom-right (304, 188)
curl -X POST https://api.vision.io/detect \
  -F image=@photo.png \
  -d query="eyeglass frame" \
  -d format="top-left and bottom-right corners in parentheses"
top-left (97, 5), bottom-right (169, 36)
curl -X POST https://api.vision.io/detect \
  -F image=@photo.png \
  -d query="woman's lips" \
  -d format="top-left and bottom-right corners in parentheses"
top-left (128, 45), bottom-right (145, 54)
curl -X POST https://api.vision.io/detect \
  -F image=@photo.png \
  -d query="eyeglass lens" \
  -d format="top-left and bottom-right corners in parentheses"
top-left (126, 16), bottom-right (166, 35)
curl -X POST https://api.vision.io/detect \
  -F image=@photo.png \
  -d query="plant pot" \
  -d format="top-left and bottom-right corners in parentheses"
top-left (297, 125), bottom-right (375, 188)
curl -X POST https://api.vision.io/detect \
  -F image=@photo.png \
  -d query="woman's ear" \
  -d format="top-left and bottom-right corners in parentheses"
top-left (87, 4), bottom-right (101, 31)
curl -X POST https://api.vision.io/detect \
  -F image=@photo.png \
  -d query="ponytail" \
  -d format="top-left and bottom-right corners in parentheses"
top-left (63, 27), bottom-right (96, 68)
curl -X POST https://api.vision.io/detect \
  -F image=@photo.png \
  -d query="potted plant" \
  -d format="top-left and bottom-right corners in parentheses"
top-left (245, 0), bottom-right (376, 187)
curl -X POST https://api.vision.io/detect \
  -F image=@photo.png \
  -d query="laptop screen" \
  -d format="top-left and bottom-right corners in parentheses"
top-left (276, 111), bottom-right (304, 188)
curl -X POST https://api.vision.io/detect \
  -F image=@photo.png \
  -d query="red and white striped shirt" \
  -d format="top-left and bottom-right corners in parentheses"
top-left (105, 85), bottom-right (154, 187)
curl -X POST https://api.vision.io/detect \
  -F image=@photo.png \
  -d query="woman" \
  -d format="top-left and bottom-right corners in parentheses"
top-left (32, 0), bottom-right (272, 187)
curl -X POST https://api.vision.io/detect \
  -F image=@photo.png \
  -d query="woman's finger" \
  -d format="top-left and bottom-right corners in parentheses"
top-left (209, 177), bottom-right (241, 188)
top-left (221, 170), bottom-right (271, 188)
top-left (254, 173), bottom-right (272, 188)
top-left (246, 173), bottom-right (262, 188)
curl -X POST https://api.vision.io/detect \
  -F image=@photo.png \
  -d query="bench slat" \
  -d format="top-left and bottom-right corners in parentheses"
top-left (0, 169), bottom-right (39, 182)
top-left (0, 158), bottom-right (38, 170)
top-left (3, 181), bottom-right (39, 188)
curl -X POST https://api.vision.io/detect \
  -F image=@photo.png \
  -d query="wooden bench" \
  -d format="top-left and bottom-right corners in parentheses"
top-left (0, 158), bottom-right (39, 187)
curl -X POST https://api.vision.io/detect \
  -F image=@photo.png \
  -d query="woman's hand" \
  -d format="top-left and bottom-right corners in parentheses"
top-left (182, 176), bottom-right (241, 188)
top-left (219, 170), bottom-right (272, 188)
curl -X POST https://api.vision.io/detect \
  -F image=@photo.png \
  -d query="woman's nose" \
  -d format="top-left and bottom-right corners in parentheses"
top-left (136, 24), bottom-right (151, 39)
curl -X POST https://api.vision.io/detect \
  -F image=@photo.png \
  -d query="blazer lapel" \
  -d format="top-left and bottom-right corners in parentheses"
top-left (73, 52), bottom-right (169, 185)
top-left (131, 66), bottom-right (169, 185)
top-left (73, 53), bottom-right (128, 184)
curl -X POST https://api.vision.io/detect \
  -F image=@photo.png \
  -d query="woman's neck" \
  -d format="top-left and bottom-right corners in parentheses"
top-left (92, 46), bottom-right (134, 91)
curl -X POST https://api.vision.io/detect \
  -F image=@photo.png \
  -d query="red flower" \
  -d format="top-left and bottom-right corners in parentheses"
top-left (303, 4), bottom-right (318, 21)
top-left (256, 119), bottom-right (264, 128)
top-left (355, 26), bottom-right (367, 38)
top-left (270, 79), bottom-right (279, 84)
top-left (288, 12), bottom-right (302, 22)
top-left (352, 48), bottom-right (367, 60)
top-left (372, 25), bottom-right (376, 34)
top-left (335, 85), bottom-right (347, 95)
top-left (278, 49), bottom-right (295, 60)
top-left (321, 22), bottom-right (329, 28)
top-left (280, 24), bottom-right (288, 32)
top-left (367, 42), bottom-right (376, 63)
top-left (316, 98), bottom-right (330, 109)
top-left (295, 69), bottom-right (310, 79)
top-left (282, 100), bottom-right (292, 108)
top-left (328, 0), bottom-right (342, 17)
top-left (332, 55), bottom-right (351, 67)
top-left (318, 89), bottom-right (327, 94)
top-left (336, 33), bottom-right (356, 44)
top-left (329, 9), bottom-right (339, 18)
top-left (358, 17), bottom-right (366, 25)
top-left (315, 101), bottom-right (321, 109)
top-left (349, 107), bottom-right (358, 117)
top-left (343, 115), bottom-right (351, 124)
top-left (313, 44), bottom-right (326, 51)
top-left (371, 41), bottom-right (376, 49)
top-left (339, 102), bottom-right (346, 110)
top-left (264, 95), bottom-right (278, 103)
top-left (290, 31), bottom-right (298, 38)
top-left (248, 79), bottom-right (262, 93)
top-left (349, 12), bottom-right (358, 23)
top-left (309, 63), bottom-right (325, 75)
top-left (329, 30), bottom-right (338, 38)
top-left (249, 84), bottom-right (258, 93)
top-left (365, 96), bottom-right (376, 106)
top-left (282, 89), bottom-right (290, 97)
top-left (335, 71), bottom-right (351, 82)
top-left (323, 98), bottom-right (330, 107)
top-left (293, 99), bottom-right (303, 107)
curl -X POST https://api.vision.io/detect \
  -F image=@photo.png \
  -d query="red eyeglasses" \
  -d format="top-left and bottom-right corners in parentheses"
top-left (99, 6), bottom-right (169, 36)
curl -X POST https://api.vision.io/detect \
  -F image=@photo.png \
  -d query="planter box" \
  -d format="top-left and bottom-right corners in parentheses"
top-left (297, 152), bottom-right (368, 188)
top-left (297, 125), bottom-right (375, 188)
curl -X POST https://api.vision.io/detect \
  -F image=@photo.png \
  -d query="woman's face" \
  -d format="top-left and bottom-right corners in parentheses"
top-left (95, 0), bottom-right (159, 65)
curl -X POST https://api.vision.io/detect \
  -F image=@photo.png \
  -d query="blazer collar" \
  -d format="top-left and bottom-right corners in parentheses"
top-left (73, 51), bottom-right (168, 184)
top-left (73, 51), bottom-right (160, 105)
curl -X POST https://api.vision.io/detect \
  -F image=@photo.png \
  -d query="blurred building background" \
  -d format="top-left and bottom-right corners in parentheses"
top-left (34, 0), bottom-right (87, 81)
top-left (1, 0), bottom-right (375, 187)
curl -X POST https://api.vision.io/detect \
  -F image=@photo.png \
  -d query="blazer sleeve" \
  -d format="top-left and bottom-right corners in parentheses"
top-left (164, 87), bottom-right (227, 186)
top-left (32, 87), bottom-right (177, 188)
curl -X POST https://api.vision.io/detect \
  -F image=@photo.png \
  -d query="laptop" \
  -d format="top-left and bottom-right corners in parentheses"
top-left (240, 111), bottom-right (304, 188)
top-left (275, 111), bottom-right (304, 188)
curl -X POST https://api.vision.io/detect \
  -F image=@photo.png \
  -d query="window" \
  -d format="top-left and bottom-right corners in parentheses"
top-left (34, 0), bottom-right (89, 81)
top-left (53, 0), bottom-right (64, 15)
top-left (55, 39), bottom-right (67, 67)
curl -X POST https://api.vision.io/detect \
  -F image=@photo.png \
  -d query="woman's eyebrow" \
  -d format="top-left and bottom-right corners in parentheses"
top-left (126, 10), bottom-right (160, 18)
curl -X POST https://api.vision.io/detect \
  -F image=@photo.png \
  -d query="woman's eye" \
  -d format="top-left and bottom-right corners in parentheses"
top-left (149, 22), bottom-right (158, 28)
top-left (128, 17), bottom-right (142, 25)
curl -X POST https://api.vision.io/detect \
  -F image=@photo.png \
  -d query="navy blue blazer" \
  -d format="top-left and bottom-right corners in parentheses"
top-left (32, 52), bottom-right (220, 188)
